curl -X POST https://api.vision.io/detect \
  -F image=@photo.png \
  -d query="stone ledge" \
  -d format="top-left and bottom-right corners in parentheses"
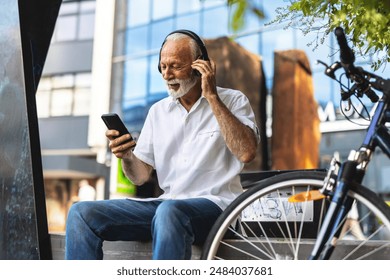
top-left (51, 234), bottom-right (390, 260)
top-left (50, 234), bottom-right (202, 260)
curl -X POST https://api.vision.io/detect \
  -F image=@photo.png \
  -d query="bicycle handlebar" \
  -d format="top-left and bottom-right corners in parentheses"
top-left (333, 27), bottom-right (380, 102)
top-left (334, 27), bottom-right (355, 68)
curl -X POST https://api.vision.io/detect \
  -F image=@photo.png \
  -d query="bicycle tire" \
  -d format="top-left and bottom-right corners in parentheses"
top-left (201, 171), bottom-right (390, 260)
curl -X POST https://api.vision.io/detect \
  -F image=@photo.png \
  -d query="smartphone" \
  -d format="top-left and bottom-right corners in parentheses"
top-left (101, 113), bottom-right (133, 141)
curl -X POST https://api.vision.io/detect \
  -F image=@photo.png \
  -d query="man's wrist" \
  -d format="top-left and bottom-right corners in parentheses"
top-left (204, 91), bottom-right (220, 105)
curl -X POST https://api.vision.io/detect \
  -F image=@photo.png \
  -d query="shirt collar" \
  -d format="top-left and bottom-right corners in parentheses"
top-left (167, 95), bottom-right (206, 111)
top-left (167, 96), bottom-right (179, 111)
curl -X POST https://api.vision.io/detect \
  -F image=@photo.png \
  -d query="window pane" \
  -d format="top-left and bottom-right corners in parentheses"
top-left (125, 26), bottom-right (148, 55)
top-left (152, 0), bottom-right (174, 20)
top-left (36, 91), bottom-right (50, 118)
top-left (235, 34), bottom-right (260, 54)
top-left (263, 0), bottom-right (285, 20)
top-left (73, 89), bottom-right (90, 116)
top-left (149, 54), bottom-right (167, 96)
top-left (75, 73), bottom-right (92, 88)
top-left (235, 4), bottom-right (264, 33)
top-left (80, 1), bottom-right (96, 12)
top-left (123, 58), bottom-right (148, 101)
top-left (56, 16), bottom-right (77, 41)
top-left (123, 99), bottom-right (147, 113)
top-left (177, 0), bottom-right (201, 14)
top-left (74, 73), bottom-right (91, 115)
top-left (122, 99), bottom-right (147, 133)
top-left (51, 89), bottom-right (73, 116)
top-left (52, 74), bottom-right (74, 88)
top-left (59, 2), bottom-right (78, 16)
top-left (37, 77), bottom-right (52, 91)
top-left (127, 0), bottom-right (150, 27)
top-left (203, 0), bottom-right (225, 9)
top-left (202, 7), bottom-right (228, 38)
top-left (176, 13), bottom-right (200, 34)
top-left (261, 28), bottom-right (293, 79)
top-left (150, 19), bottom-right (174, 49)
top-left (78, 13), bottom-right (95, 40)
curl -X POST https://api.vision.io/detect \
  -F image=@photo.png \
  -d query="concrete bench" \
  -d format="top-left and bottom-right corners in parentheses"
top-left (50, 234), bottom-right (202, 260)
top-left (51, 234), bottom-right (390, 260)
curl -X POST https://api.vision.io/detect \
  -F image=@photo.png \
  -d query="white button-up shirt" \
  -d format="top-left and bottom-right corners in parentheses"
top-left (133, 86), bottom-right (259, 210)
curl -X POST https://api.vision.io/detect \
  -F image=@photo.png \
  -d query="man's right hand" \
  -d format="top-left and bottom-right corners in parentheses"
top-left (106, 129), bottom-right (153, 185)
top-left (105, 130), bottom-right (136, 159)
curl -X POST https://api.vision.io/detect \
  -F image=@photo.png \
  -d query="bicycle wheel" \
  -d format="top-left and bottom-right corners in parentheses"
top-left (201, 171), bottom-right (390, 260)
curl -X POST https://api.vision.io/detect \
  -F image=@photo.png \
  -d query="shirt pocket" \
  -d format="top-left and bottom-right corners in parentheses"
top-left (190, 129), bottom-right (226, 171)
top-left (198, 129), bottom-right (219, 137)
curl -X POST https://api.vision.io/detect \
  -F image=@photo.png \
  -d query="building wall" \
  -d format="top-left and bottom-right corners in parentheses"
top-left (36, 0), bottom-right (109, 233)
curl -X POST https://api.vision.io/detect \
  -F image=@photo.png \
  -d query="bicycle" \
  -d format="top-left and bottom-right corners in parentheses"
top-left (201, 27), bottom-right (390, 260)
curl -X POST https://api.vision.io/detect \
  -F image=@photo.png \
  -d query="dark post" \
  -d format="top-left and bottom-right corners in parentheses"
top-left (0, 0), bottom-right (61, 259)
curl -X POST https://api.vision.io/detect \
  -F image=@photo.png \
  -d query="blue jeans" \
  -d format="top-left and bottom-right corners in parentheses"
top-left (65, 198), bottom-right (222, 260)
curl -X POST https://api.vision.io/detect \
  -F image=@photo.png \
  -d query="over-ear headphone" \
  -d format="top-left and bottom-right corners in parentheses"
top-left (157, 29), bottom-right (209, 73)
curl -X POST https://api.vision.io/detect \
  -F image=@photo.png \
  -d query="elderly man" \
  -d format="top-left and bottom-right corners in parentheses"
top-left (65, 30), bottom-right (259, 260)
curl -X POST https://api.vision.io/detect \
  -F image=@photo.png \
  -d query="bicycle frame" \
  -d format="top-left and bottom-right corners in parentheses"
top-left (309, 75), bottom-right (390, 259)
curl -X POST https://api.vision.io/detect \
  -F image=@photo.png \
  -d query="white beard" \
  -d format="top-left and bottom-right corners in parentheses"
top-left (166, 74), bottom-right (198, 99)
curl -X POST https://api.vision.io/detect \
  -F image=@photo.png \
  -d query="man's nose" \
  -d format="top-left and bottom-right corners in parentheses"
top-left (162, 67), bottom-right (173, 80)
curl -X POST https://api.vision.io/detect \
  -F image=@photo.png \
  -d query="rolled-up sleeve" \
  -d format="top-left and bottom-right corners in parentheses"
top-left (228, 90), bottom-right (261, 143)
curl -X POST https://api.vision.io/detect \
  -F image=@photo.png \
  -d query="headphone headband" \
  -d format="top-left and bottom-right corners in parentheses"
top-left (158, 29), bottom-right (209, 73)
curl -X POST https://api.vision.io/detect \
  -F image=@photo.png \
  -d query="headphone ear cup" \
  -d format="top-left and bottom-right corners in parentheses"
top-left (157, 39), bottom-right (166, 73)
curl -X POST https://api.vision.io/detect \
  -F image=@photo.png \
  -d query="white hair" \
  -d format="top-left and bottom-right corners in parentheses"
top-left (164, 33), bottom-right (202, 60)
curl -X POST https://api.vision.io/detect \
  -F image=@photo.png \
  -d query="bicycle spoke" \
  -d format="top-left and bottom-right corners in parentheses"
top-left (344, 224), bottom-right (385, 260)
top-left (226, 226), bottom-right (275, 259)
top-left (220, 240), bottom-right (263, 260)
top-left (276, 188), bottom-right (297, 256)
top-left (356, 241), bottom-right (390, 260)
top-left (295, 188), bottom-right (311, 260)
top-left (240, 220), bottom-right (276, 258)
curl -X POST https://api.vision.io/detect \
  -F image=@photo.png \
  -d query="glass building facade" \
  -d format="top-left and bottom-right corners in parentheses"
top-left (110, 0), bottom-right (390, 196)
top-left (37, 0), bottom-right (95, 118)
top-left (112, 0), bottom-right (389, 134)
